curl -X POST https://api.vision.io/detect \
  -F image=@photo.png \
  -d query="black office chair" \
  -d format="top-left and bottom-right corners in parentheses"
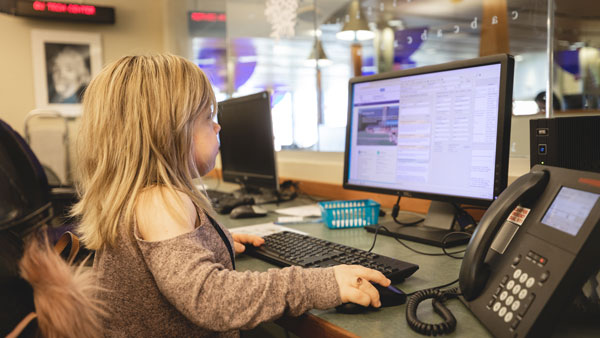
top-left (0, 119), bottom-right (102, 337)
top-left (0, 118), bottom-right (81, 240)
top-left (0, 120), bottom-right (53, 235)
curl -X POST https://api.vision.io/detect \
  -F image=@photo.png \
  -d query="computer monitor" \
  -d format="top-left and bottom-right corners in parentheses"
top-left (217, 91), bottom-right (279, 203)
top-left (343, 54), bottom-right (514, 247)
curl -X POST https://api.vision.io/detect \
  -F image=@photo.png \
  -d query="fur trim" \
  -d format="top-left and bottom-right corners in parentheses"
top-left (19, 237), bottom-right (106, 338)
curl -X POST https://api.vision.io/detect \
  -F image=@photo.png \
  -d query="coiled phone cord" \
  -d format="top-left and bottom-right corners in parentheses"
top-left (406, 287), bottom-right (460, 336)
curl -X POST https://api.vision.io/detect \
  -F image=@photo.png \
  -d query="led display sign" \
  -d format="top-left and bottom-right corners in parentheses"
top-left (188, 11), bottom-right (225, 37)
top-left (8, 0), bottom-right (115, 24)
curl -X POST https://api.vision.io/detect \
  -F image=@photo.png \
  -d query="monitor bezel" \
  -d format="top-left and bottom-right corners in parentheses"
top-left (343, 54), bottom-right (514, 207)
top-left (218, 91), bottom-right (280, 192)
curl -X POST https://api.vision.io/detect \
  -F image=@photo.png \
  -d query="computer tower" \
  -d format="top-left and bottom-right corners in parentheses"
top-left (530, 116), bottom-right (600, 172)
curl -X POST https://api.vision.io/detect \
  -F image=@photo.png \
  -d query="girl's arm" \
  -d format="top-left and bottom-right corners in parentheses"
top-left (135, 188), bottom-right (342, 331)
top-left (138, 234), bottom-right (340, 331)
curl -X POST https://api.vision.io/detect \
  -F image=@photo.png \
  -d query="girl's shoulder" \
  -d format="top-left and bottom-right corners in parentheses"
top-left (135, 187), bottom-right (198, 242)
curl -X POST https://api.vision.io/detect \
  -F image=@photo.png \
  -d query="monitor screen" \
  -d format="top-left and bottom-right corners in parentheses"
top-left (217, 91), bottom-right (279, 193)
top-left (344, 55), bottom-right (514, 244)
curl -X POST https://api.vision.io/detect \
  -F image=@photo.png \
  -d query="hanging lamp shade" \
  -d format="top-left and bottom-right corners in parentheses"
top-left (336, 0), bottom-right (375, 41)
top-left (307, 39), bottom-right (332, 67)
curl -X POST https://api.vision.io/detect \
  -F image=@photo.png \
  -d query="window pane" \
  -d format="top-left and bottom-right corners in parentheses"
top-left (175, 1), bottom-right (597, 155)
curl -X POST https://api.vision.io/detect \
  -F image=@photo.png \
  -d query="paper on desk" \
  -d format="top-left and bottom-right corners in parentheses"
top-left (275, 204), bottom-right (321, 217)
top-left (229, 223), bottom-right (307, 237)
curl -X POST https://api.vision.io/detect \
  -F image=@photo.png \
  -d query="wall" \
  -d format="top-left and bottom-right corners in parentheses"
top-left (0, 0), bottom-right (166, 134)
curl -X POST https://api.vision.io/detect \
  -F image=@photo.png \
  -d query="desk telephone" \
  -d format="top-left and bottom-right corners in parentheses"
top-left (458, 165), bottom-right (600, 337)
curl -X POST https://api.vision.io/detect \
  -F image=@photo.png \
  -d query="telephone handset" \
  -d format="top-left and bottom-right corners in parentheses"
top-left (459, 170), bottom-right (549, 301)
top-left (459, 165), bottom-right (600, 337)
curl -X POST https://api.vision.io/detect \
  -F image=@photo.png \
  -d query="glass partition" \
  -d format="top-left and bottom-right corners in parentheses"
top-left (168, 0), bottom-right (600, 155)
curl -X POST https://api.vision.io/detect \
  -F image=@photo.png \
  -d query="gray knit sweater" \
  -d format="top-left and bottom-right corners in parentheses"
top-left (94, 211), bottom-right (342, 337)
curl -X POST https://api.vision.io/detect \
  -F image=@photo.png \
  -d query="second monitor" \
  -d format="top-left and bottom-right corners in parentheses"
top-left (217, 91), bottom-right (279, 204)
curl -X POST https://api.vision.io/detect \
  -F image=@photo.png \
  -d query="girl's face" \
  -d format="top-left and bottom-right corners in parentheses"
top-left (192, 107), bottom-right (221, 176)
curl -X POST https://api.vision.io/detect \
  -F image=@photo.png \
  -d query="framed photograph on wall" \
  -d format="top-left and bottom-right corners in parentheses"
top-left (31, 29), bottom-right (102, 117)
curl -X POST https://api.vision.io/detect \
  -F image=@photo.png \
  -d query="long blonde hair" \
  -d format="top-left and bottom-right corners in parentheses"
top-left (72, 54), bottom-right (216, 250)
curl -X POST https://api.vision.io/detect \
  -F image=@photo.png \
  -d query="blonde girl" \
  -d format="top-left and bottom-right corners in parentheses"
top-left (72, 54), bottom-right (389, 337)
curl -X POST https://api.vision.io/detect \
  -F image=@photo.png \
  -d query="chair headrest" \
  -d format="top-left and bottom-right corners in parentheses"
top-left (0, 119), bottom-right (52, 235)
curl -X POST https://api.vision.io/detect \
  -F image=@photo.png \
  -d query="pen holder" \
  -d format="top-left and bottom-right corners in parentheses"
top-left (319, 199), bottom-right (380, 229)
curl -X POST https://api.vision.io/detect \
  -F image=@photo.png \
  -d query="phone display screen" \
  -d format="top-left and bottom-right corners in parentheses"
top-left (541, 187), bottom-right (600, 236)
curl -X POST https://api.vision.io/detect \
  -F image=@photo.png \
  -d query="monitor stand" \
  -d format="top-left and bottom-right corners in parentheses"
top-left (365, 201), bottom-right (470, 248)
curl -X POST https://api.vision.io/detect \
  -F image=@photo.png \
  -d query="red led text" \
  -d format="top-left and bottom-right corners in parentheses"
top-left (190, 12), bottom-right (226, 22)
top-left (32, 1), bottom-right (97, 16)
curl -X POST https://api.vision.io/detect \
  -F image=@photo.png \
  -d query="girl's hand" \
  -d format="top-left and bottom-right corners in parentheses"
top-left (232, 233), bottom-right (265, 254)
top-left (333, 265), bottom-right (391, 308)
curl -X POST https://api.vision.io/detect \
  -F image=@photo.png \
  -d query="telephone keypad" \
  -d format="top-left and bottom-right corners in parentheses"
top-left (526, 277), bottom-right (535, 288)
top-left (513, 269), bottom-right (522, 279)
top-left (488, 254), bottom-right (548, 334)
top-left (518, 289), bottom-right (528, 300)
top-left (519, 273), bottom-right (528, 284)
top-left (504, 311), bottom-right (514, 323)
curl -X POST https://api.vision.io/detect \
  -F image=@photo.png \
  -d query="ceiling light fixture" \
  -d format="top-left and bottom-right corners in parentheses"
top-left (336, 0), bottom-right (375, 41)
top-left (306, 39), bottom-right (332, 67)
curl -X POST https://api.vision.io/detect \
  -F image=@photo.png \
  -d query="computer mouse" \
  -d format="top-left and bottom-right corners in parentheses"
top-left (335, 302), bottom-right (370, 314)
top-left (229, 205), bottom-right (268, 219)
top-left (335, 283), bottom-right (406, 314)
top-left (215, 196), bottom-right (255, 214)
top-left (376, 284), bottom-right (407, 307)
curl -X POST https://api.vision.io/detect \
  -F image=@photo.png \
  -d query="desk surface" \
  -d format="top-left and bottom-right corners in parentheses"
top-left (213, 193), bottom-right (598, 338)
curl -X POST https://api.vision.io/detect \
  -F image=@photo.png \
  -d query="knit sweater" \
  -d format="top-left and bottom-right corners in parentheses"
top-left (93, 211), bottom-right (342, 337)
